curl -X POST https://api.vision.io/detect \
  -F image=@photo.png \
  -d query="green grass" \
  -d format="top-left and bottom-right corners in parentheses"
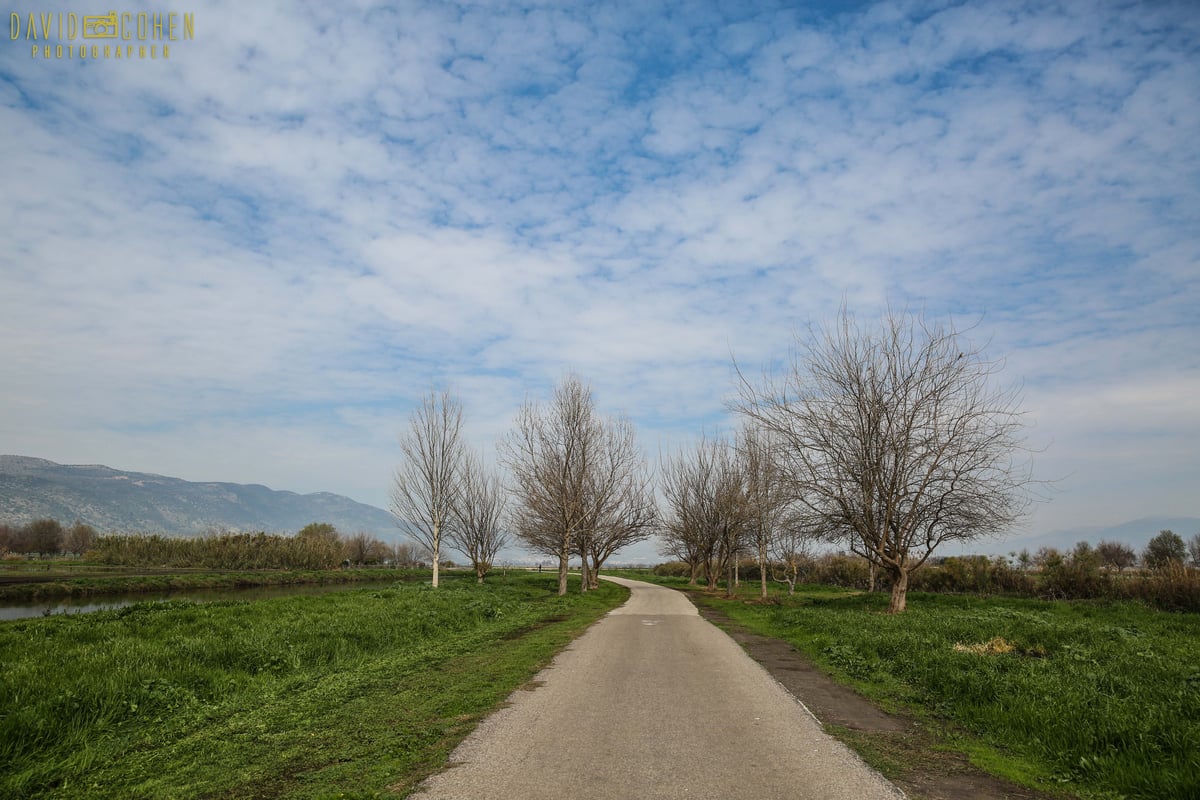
top-left (0, 573), bottom-right (628, 798)
top-left (644, 576), bottom-right (1200, 800)
top-left (0, 566), bottom-right (429, 601)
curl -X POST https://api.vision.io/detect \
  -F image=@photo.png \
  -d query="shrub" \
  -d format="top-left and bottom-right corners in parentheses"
top-left (652, 561), bottom-right (692, 578)
top-left (1038, 541), bottom-right (1114, 600)
top-left (91, 531), bottom-right (349, 571)
top-left (1128, 562), bottom-right (1200, 613)
top-left (812, 553), bottom-right (870, 590)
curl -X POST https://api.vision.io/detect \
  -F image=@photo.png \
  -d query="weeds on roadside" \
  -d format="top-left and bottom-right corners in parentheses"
top-left (0, 574), bottom-right (627, 799)
top-left (700, 586), bottom-right (1200, 800)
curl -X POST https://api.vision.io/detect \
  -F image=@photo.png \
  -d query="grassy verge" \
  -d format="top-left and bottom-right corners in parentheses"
top-left (0, 573), bottom-right (627, 798)
top-left (0, 567), bottom-right (430, 601)
top-left (622, 574), bottom-right (1199, 800)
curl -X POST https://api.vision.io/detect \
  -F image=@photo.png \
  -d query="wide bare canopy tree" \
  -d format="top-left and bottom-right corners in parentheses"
top-left (737, 308), bottom-right (1035, 613)
top-left (503, 375), bottom-right (652, 596)
top-left (390, 390), bottom-right (465, 588)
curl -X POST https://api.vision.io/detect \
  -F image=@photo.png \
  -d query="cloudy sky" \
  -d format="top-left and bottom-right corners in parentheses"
top-left (2, 0), bottom-right (1197, 560)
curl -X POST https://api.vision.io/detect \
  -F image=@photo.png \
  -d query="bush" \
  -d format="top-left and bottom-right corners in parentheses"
top-left (1127, 563), bottom-right (1200, 613)
top-left (652, 561), bottom-right (692, 578)
top-left (812, 553), bottom-right (871, 590)
top-left (910, 555), bottom-right (1035, 596)
top-left (91, 531), bottom-right (346, 571)
top-left (1038, 542), bottom-right (1114, 600)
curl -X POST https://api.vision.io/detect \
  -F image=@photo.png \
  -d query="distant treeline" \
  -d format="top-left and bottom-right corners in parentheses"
top-left (0, 519), bottom-right (96, 557)
top-left (656, 531), bottom-right (1200, 613)
top-left (0, 520), bottom-right (423, 571)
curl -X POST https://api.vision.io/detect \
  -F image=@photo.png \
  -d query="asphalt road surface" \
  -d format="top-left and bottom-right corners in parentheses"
top-left (415, 577), bottom-right (903, 799)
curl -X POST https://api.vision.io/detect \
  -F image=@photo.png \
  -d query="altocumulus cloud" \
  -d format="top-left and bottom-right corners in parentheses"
top-left (0, 0), bottom-right (1196, 554)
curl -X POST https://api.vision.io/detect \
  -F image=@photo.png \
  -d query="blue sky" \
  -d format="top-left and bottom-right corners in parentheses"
top-left (2, 0), bottom-right (1197, 561)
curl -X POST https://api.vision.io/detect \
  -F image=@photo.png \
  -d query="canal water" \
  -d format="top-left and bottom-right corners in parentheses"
top-left (0, 582), bottom-right (377, 622)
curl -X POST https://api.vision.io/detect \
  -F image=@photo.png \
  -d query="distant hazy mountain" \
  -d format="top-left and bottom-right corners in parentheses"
top-left (0, 455), bottom-right (397, 537)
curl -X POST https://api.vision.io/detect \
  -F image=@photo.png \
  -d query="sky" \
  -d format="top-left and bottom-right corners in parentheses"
top-left (1, 0), bottom-right (1197, 563)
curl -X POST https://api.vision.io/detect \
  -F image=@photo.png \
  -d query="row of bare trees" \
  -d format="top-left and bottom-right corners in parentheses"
top-left (390, 392), bottom-right (509, 586)
top-left (504, 377), bottom-right (657, 595)
top-left (659, 428), bottom-right (819, 599)
top-left (395, 308), bottom-right (1038, 612)
top-left (391, 378), bottom-right (658, 594)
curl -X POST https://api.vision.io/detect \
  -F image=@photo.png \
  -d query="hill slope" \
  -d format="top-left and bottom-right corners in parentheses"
top-left (0, 455), bottom-right (396, 536)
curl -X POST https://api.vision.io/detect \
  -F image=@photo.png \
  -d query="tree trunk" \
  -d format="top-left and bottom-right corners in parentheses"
top-left (579, 552), bottom-right (590, 593)
top-left (476, 568), bottom-right (484, 585)
top-left (887, 568), bottom-right (908, 613)
top-left (725, 557), bottom-right (737, 598)
top-left (557, 539), bottom-right (569, 596)
top-left (867, 561), bottom-right (875, 593)
top-left (431, 527), bottom-right (440, 588)
top-left (759, 551), bottom-right (768, 600)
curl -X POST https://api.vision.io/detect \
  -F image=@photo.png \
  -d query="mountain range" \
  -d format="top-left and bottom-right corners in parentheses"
top-left (3, 454), bottom-right (1193, 561)
top-left (0, 455), bottom-right (397, 537)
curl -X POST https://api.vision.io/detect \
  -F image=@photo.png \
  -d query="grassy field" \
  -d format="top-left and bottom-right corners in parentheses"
top-left (0, 561), bottom-right (428, 601)
top-left (628, 573), bottom-right (1200, 800)
top-left (0, 573), bottom-right (628, 799)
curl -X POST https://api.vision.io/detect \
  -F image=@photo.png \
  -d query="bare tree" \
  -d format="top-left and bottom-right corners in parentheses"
top-left (657, 451), bottom-right (708, 586)
top-left (737, 425), bottom-right (790, 600)
top-left (343, 532), bottom-right (389, 565)
top-left (581, 426), bottom-right (657, 588)
top-left (391, 540), bottom-right (421, 567)
top-left (569, 415), bottom-right (656, 590)
top-left (503, 375), bottom-right (649, 596)
top-left (390, 390), bottom-right (465, 588)
top-left (660, 437), bottom-right (720, 588)
top-left (770, 512), bottom-right (819, 595)
top-left (659, 434), bottom-right (746, 594)
top-left (65, 521), bottom-right (97, 556)
top-left (1096, 540), bottom-right (1137, 573)
top-left (736, 308), bottom-right (1036, 613)
top-left (503, 377), bottom-right (595, 596)
top-left (21, 518), bottom-right (64, 557)
top-left (1189, 533), bottom-right (1200, 569)
top-left (447, 450), bottom-right (510, 584)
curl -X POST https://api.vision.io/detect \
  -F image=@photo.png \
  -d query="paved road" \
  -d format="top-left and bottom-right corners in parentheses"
top-left (415, 577), bottom-right (903, 799)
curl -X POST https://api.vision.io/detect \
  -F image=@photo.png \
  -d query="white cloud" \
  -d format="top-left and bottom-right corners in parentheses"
top-left (1, 0), bottom-right (1197, 559)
